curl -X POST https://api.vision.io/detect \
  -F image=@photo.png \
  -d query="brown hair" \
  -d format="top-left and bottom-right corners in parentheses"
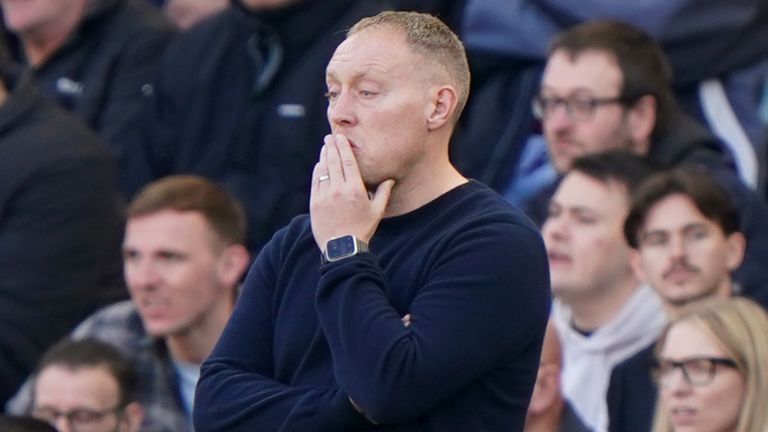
top-left (128, 175), bottom-right (246, 246)
top-left (550, 20), bottom-right (677, 140)
top-left (624, 167), bottom-right (739, 248)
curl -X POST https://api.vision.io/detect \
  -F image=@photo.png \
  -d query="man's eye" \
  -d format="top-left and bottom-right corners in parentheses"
top-left (324, 91), bottom-right (338, 100)
top-left (360, 90), bottom-right (376, 97)
top-left (569, 98), bottom-right (595, 115)
top-left (70, 409), bottom-right (101, 423)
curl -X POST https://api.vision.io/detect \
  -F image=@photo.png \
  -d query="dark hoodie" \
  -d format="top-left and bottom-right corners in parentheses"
top-left (127, 0), bottom-right (390, 252)
top-left (4, 0), bottom-right (175, 194)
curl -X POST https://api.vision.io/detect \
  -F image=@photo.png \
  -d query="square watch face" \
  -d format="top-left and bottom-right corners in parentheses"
top-left (327, 235), bottom-right (357, 260)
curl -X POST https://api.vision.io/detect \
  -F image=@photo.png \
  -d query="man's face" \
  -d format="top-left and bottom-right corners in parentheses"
top-left (325, 27), bottom-right (434, 188)
top-left (1, 0), bottom-right (84, 36)
top-left (634, 194), bottom-right (744, 308)
top-left (540, 50), bottom-right (637, 173)
top-left (33, 365), bottom-right (133, 432)
top-left (123, 210), bottom-right (233, 339)
top-left (542, 172), bottom-right (634, 301)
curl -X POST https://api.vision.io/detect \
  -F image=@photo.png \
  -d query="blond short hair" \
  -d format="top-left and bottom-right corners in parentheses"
top-left (348, 11), bottom-right (470, 123)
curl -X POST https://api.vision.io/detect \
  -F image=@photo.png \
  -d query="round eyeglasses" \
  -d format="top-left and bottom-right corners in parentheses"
top-left (652, 356), bottom-right (739, 387)
top-left (532, 94), bottom-right (627, 121)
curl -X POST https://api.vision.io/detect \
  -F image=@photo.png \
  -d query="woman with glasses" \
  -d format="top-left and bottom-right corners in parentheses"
top-left (651, 297), bottom-right (768, 432)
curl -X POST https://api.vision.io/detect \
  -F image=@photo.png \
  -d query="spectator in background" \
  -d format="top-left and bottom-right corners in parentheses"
top-left (163, 0), bottom-right (227, 30)
top-left (30, 339), bottom-right (143, 432)
top-left (8, 176), bottom-right (250, 432)
top-left (523, 21), bottom-right (768, 307)
top-left (525, 321), bottom-right (591, 432)
top-left (454, 0), bottom-right (768, 194)
top-left (651, 297), bottom-right (768, 432)
top-left (607, 168), bottom-right (746, 432)
top-left (125, 0), bottom-right (388, 253)
top-left (1, 0), bottom-right (175, 194)
top-left (543, 152), bottom-right (665, 432)
top-left (0, 54), bottom-right (125, 405)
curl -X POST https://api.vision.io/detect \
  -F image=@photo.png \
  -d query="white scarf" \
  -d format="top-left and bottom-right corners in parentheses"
top-left (553, 283), bottom-right (666, 432)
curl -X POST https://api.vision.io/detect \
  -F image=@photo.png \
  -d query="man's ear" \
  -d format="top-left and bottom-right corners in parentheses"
top-left (216, 244), bottom-right (250, 288)
top-left (122, 401), bottom-right (144, 432)
top-left (627, 95), bottom-right (656, 155)
top-left (724, 232), bottom-right (746, 271)
top-left (426, 85), bottom-right (458, 131)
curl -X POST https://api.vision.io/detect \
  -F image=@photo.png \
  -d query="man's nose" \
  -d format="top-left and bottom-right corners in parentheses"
top-left (545, 103), bottom-right (574, 130)
top-left (328, 91), bottom-right (356, 128)
top-left (127, 259), bottom-right (161, 290)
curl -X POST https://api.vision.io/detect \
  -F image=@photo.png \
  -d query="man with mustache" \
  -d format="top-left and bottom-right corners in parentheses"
top-left (607, 167), bottom-right (745, 432)
top-left (542, 151), bottom-right (665, 432)
top-left (524, 21), bottom-right (768, 307)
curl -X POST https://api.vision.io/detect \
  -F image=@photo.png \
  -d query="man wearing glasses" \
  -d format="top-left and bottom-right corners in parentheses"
top-left (606, 167), bottom-right (746, 432)
top-left (30, 338), bottom-right (144, 432)
top-left (530, 20), bottom-right (768, 308)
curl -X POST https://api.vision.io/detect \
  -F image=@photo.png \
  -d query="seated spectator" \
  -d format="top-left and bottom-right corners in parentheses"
top-left (456, 0), bottom-right (768, 192)
top-left (0, 56), bottom-right (125, 404)
top-left (651, 297), bottom-right (768, 432)
top-left (0, 415), bottom-right (56, 432)
top-left (30, 338), bottom-right (144, 432)
top-left (543, 152), bottom-right (665, 431)
top-left (126, 0), bottom-right (389, 252)
top-left (8, 176), bottom-right (250, 432)
top-left (607, 167), bottom-right (746, 432)
top-left (1, 0), bottom-right (175, 194)
top-left (525, 320), bottom-right (591, 432)
top-left (163, 0), bottom-right (228, 30)
top-left (518, 21), bottom-right (768, 306)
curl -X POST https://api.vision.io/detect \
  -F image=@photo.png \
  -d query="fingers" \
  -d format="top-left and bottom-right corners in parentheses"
top-left (324, 134), bottom-right (345, 184)
top-left (371, 179), bottom-right (395, 214)
top-left (311, 143), bottom-right (329, 196)
top-left (334, 134), bottom-right (362, 187)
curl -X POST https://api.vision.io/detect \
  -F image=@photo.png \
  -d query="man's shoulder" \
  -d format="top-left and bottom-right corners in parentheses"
top-left (72, 300), bottom-right (146, 341)
top-left (611, 342), bottom-right (655, 379)
top-left (0, 74), bottom-right (109, 160)
top-left (453, 180), bottom-right (543, 236)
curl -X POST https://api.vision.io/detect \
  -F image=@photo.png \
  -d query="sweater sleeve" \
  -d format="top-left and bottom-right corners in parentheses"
top-left (315, 219), bottom-right (551, 425)
top-left (193, 233), bottom-right (372, 432)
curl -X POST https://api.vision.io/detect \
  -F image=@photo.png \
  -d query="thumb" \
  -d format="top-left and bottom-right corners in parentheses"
top-left (371, 179), bottom-right (395, 214)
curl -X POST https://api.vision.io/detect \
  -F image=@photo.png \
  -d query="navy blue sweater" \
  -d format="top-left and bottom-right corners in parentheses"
top-left (195, 181), bottom-right (551, 431)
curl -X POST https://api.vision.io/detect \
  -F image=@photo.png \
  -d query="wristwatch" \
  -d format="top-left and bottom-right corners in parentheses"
top-left (321, 235), bottom-right (369, 264)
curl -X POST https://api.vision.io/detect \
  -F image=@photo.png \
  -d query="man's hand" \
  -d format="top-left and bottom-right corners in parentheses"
top-left (310, 134), bottom-right (395, 250)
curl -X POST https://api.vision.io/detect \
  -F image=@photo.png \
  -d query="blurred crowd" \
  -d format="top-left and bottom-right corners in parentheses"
top-left (0, 0), bottom-right (767, 431)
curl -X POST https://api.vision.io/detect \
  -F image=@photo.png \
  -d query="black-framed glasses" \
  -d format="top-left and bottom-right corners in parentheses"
top-left (532, 94), bottom-right (626, 121)
top-left (32, 404), bottom-right (124, 431)
top-left (652, 357), bottom-right (739, 387)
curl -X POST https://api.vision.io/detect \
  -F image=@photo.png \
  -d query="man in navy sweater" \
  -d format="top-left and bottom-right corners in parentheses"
top-left (194, 11), bottom-right (551, 431)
